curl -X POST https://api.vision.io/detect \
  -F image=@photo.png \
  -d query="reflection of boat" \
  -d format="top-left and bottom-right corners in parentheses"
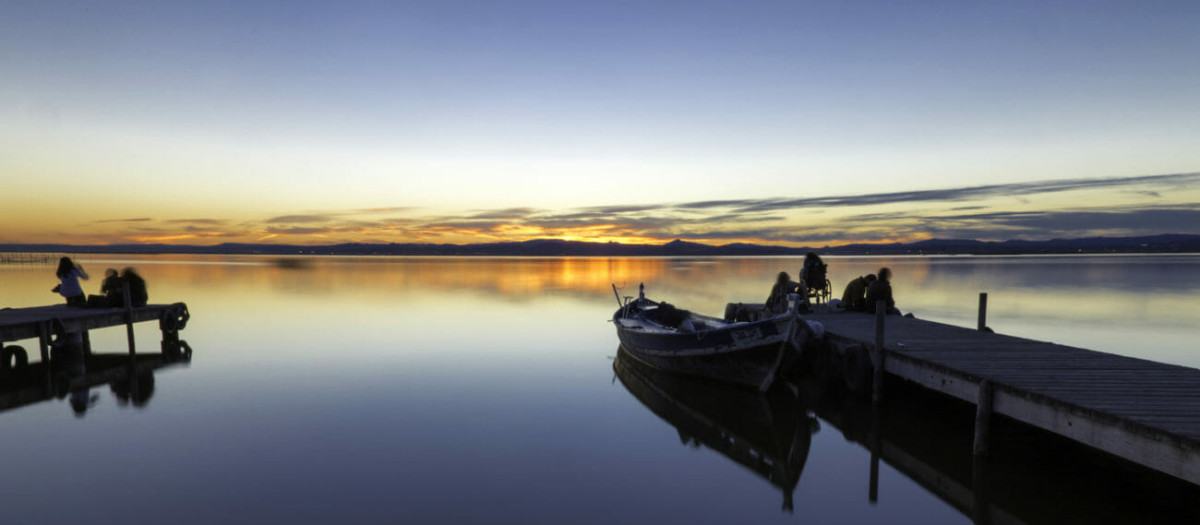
top-left (614, 349), bottom-right (817, 512)
top-left (612, 285), bottom-right (803, 389)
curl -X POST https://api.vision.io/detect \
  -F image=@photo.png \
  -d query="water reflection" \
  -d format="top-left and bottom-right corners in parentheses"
top-left (614, 348), bottom-right (818, 513)
top-left (793, 369), bottom-right (1200, 525)
top-left (613, 340), bottom-right (1200, 524)
top-left (0, 337), bottom-right (191, 418)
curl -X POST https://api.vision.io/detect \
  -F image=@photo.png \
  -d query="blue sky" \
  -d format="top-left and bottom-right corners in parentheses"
top-left (2, 1), bottom-right (1198, 245)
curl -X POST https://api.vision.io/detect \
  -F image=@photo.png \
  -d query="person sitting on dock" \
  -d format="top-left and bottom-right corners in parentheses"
top-left (840, 274), bottom-right (877, 312)
top-left (766, 271), bottom-right (805, 314)
top-left (121, 267), bottom-right (149, 307)
top-left (864, 267), bottom-right (901, 315)
top-left (52, 257), bottom-right (89, 307)
top-left (101, 268), bottom-right (121, 297)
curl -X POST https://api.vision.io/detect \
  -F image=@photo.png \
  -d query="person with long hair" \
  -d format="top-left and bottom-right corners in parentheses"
top-left (765, 271), bottom-right (799, 314)
top-left (53, 257), bottom-right (89, 307)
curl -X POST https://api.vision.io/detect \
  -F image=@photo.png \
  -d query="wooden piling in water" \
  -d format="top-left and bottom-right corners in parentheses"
top-left (977, 292), bottom-right (988, 332)
top-left (974, 380), bottom-right (994, 456)
top-left (872, 301), bottom-right (886, 406)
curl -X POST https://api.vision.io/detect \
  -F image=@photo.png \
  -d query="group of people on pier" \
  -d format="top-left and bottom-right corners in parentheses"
top-left (52, 257), bottom-right (148, 308)
top-left (764, 253), bottom-right (902, 316)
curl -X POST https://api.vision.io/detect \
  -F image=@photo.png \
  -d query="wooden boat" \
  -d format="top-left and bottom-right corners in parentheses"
top-left (614, 349), bottom-right (817, 512)
top-left (612, 284), bottom-right (805, 390)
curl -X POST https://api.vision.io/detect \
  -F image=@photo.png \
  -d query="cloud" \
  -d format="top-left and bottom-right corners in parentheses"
top-left (94, 217), bottom-right (152, 223)
top-left (939, 207), bottom-right (1200, 235)
top-left (357, 206), bottom-right (415, 213)
top-left (165, 218), bottom-right (226, 225)
top-left (266, 226), bottom-right (336, 235)
top-left (265, 214), bottom-right (333, 224)
top-left (466, 207), bottom-right (540, 219)
top-left (717, 172), bottom-right (1200, 213)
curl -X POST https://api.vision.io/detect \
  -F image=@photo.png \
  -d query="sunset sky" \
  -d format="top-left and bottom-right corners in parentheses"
top-left (3, 1), bottom-right (1198, 247)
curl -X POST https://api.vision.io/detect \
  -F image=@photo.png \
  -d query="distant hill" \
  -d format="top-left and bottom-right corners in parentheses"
top-left (2, 234), bottom-right (1199, 257)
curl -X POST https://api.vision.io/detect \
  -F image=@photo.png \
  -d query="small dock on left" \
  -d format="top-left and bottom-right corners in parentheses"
top-left (0, 302), bottom-right (190, 364)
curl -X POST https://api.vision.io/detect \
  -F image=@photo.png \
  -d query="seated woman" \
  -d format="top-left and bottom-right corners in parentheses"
top-left (765, 271), bottom-right (804, 314)
top-left (53, 257), bottom-right (89, 307)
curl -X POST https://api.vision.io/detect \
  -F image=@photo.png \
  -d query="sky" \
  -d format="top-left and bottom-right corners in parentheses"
top-left (2, 0), bottom-right (1198, 247)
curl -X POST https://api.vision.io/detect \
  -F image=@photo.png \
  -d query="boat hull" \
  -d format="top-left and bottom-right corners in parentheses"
top-left (613, 301), bottom-right (799, 388)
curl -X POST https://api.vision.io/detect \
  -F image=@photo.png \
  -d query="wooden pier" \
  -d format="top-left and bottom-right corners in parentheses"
top-left (0, 302), bottom-right (190, 362)
top-left (804, 302), bottom-right (1200, 486)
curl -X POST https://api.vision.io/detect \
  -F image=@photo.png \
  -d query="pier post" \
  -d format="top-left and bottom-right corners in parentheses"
top-left (977, 293), bottom-right (988, 332)
top-left (123, 282), bottom-right (136, 355)
top-left (872, 301), bottom-right (886, 405)
top-left (37, 321), bottom-right (51, 363)
top-left (973, 380), bottom-right (994, 456)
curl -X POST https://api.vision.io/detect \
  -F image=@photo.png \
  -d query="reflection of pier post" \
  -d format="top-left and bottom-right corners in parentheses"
top-left (869, 402), bottom-right (881, 503)
top-left (972, 455), bottom-right (992, 525)
top-left (38, 321), bottom-right (52, 391)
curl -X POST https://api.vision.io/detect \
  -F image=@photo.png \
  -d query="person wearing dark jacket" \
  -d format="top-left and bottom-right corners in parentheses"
top-left (840, 274), bottom-right (877, 311)
top-left (121, 268), bottom-right (149, 307)
top-left (100, 268), bottom-right (123, 306)
top-left (864, 267), bottom-right (900, 315)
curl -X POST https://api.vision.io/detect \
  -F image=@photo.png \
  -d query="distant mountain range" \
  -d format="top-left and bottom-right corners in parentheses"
top-left (3, 234), bottom-right (1200, 256)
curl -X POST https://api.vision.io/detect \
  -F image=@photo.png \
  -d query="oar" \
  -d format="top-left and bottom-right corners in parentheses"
top-left (612, 283), bottom-right (623, 309)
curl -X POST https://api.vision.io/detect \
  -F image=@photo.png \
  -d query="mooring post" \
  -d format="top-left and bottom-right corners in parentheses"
top-left (973, 380), bottom-right (994, 456)
top-left (872, 300), bottom-right (886, 405)
top-left (977, 292), bottom-right (988, 331)
top-left (38, 320), bottom-right (53, 363)
top-left (123, 281), bottom-right (136, 355)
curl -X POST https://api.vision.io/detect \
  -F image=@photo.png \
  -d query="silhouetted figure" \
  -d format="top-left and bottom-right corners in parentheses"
top-left (53, 257), bottom-right (89, 307)
top-left (766, 271), bottom-right (801, 315)
top-left (100, 268), bottom-right (121, 302)
top-left (121, 267), bottom-right (148, 307)
top-left (800, 253), bottom-right (828, 303)
top-left (865, 267), bottom-right (900, 315)
top-left (840, 274), bottom-right (877, 312)
top-left (800, 253), bottom-right (825, 289)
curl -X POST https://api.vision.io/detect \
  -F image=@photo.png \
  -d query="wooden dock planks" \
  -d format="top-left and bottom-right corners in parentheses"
top-left (0, 304), bottom-right (184, 343)
top-left (805, 310), bottom-right (1200, 485)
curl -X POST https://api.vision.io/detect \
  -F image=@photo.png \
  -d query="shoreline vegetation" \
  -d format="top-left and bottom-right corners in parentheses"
top-left (1, 234), bottom-right (1199, 257)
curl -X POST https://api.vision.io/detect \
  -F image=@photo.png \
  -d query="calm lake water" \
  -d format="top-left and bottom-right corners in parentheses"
top-left (1, 254), bottom-right (1198, 524)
